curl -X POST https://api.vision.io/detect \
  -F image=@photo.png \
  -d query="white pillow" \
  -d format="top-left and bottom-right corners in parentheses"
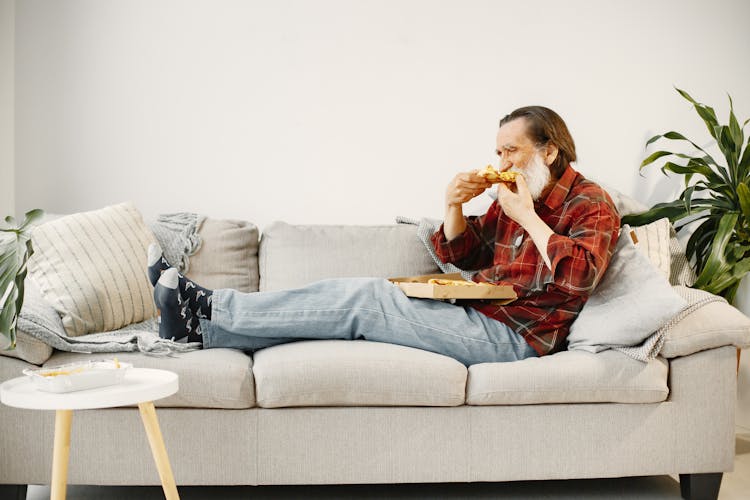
top-left (567, 227), bottom-right (688, 352)
top-left (27, 202), bottom-right (158, 337)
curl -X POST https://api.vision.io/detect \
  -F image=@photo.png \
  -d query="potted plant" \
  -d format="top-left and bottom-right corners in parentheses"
top-left (621, 88), bottom-right (750, 304)
top-left (0, 209), bottom-right (44, 350)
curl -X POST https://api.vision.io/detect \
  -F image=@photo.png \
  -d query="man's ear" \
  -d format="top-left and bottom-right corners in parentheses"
top-left (543, 143), bottom-right (559, 166)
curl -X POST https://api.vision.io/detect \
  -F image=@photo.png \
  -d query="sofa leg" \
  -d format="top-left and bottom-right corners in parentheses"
top-left (679, 473), bottom-right (723, 500)
top-left (0, 484), bottom-right (28, 500)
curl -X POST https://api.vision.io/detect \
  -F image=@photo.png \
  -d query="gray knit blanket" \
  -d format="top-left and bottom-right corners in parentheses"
top-left (396, 216), bottom-right (723, 362)
top-left (612, 286), bottom-right (725, 361)
top-left (17, 213), bottom-right (206, 356)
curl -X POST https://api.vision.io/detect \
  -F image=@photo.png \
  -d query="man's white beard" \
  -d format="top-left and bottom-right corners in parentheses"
top-left (510, 153), bottom-right (551, 201)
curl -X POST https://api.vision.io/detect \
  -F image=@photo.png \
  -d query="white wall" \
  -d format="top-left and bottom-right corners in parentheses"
top-left (0, 0), bottom-right (13, 219)
top-left (14, 0), bottom-right (750, 229)
top-left (10, 1), bottom-right (750, 425)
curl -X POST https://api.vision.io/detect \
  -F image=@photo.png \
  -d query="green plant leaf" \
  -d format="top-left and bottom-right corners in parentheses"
top-left (686, 216), bottom-right (718, 272)
top-left (646, 131), bottom-right (716, 160)
top-left (0, 233), bottom-right (26, 349)
top-left (739, 142), bottom-right (750, 182)
top-left (640, 151), bottom-right (674, 168)
top-left (699, 245), bottom-right (750, 299)
top-left (693, 213), bottom-right (739, 289)
top-left (640, 131), bottom-right (729, 185)
top-left (645, 134), bottom-right (662, 148)
top-left (620, 200), bottom-right (692, 227)
top-left (715, 125), bottom-right (739, 174)
top-left (18, 209), bottom-right (44, 232)
top-left (676, 87), bottom-right (720, 140)
top-left (728, 94), bottom-right (744, 155)
top-left (657, 160), bottom-right (728, 189)
top-left (731, 252), bottom-right (750, 279)
top-left (725, 281), bottom-right (741, 303)
top-left (738, 183), bottom-right (750, 221)
top-left (682, 186), bottom-right (697, 213)
top-left (0, 210), bottom-right (43, 350)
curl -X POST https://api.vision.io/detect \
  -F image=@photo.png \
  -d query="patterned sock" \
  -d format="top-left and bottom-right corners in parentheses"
top-left (154, 268), bottom-right (203, 343)
top-left (147, 243), bottom-right (171, 287)
top-left (177, 272), bottom-right (213, 320)
top-left (147, 243), bottom-right (212, 320)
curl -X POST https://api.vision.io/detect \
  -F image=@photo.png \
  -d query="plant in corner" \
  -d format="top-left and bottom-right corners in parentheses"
top-left (622, 88), bottom-right (750, 303)
top-left (0, 209), bottom-right (44, 350)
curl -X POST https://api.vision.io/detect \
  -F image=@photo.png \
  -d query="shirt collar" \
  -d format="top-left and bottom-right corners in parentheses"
top-left (538, 164), bottom-right (578, 211)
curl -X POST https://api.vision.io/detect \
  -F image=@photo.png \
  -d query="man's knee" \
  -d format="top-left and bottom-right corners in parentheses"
top-left (350, 278), bottom-right (396, 302)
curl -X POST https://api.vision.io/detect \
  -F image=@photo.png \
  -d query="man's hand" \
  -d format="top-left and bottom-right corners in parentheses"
top-left (496, 174), bottom-right (535, 225)
top-left (445, 170), bottom-right (492, 208)
top-left (443, 170), bottom-right (491, 241)
top-left (498, 175), bottom-right (554, 269)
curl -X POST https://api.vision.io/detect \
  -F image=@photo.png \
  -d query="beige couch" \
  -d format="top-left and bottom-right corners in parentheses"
top-left (1, 215), bottom-right (749, 500)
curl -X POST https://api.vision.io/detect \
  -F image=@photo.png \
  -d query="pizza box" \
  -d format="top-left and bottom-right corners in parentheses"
top-left (388, 272), bottom-right (516, 302)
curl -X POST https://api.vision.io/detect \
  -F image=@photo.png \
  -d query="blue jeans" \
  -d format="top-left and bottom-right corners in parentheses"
top-left (200, 277), bottom-right (537, 366)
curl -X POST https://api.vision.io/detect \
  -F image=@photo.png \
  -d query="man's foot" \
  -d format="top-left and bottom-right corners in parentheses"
top-left (154, 268), bottom-right (203, 343)
top-left (175, 273), bottom-right (213, 320)
top-left (147, 243), bottom-right (213, 320)
top-left (147, 243), bottom-right (171, 286)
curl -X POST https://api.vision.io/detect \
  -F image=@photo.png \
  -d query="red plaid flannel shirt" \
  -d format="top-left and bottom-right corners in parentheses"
top-left (431, 166), bottom-right (620, 356)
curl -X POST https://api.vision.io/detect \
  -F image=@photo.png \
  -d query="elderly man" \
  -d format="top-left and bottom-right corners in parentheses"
top-left (149, 106), bottom-right (620, 365)
top-left (434, 106), bottom-right (620, 356)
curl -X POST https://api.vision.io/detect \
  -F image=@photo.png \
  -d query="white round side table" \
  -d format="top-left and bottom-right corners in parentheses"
top-left (0, 368), bottom-right (180, 500)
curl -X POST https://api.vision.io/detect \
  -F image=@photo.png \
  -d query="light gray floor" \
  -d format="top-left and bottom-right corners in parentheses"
top-left (26, 476), bottom-right (685, 499)
top-left (25, 431), bottom-right (750, 499)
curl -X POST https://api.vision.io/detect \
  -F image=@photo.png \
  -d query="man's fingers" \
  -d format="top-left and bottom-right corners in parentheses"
top-left (496, 182), bottom-right (512, 196)
top-left (514, 173), bottom-right (530, 195)
top-left (457, 178), bottom-right (491, 190)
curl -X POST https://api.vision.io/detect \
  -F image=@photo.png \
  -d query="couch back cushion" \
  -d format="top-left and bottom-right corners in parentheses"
top-left (258, 222), bottom-right (440, 291)
top-left (187, 218), bottom-right (259, 293)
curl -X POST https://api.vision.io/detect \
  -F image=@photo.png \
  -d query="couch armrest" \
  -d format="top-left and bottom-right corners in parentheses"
top-left (660, 300), bottom-right (750, 358)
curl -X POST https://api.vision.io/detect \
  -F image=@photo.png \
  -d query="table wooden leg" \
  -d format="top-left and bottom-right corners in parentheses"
top-left (138, 401), bottom-right (179, 500)
top-left (51, 409), bottom-right (73, 500)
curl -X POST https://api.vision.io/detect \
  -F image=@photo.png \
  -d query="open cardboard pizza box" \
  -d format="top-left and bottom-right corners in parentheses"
top-left (388, 272), bottom-right (516, 303)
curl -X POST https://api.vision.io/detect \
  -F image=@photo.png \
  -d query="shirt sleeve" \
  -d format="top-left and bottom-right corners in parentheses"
top-left (544, 201), bottom-right (620, 296)
top-left (471, 199), bottom-right (620, 298)
top-left (430, 204), bottom-right (499, 271)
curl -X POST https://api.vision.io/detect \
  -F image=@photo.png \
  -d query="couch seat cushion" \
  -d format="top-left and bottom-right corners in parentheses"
top-left (466, 350), bottom-right (669, 405)
top-left (252, 340), bottom-right (467, 408)
top-left (43, 348), bottom-right (255, 409)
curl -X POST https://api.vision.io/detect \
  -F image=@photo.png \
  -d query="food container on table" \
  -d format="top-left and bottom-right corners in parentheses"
top-left (22, 359), bottom-right (132, 393)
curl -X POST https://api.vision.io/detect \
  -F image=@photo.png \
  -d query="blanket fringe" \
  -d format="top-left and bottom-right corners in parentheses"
top-left (136, 334), bottom-right (203, 356)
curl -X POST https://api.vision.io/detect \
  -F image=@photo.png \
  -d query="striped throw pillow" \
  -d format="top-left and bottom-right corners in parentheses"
top-left (27, 202), bottom-right (158, 337)
top-left (628, 218), bottom-right (672, 280)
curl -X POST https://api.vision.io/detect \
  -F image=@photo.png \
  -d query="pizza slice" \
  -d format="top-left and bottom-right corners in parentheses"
top-left (477, 165), bottom-right (520, 183)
